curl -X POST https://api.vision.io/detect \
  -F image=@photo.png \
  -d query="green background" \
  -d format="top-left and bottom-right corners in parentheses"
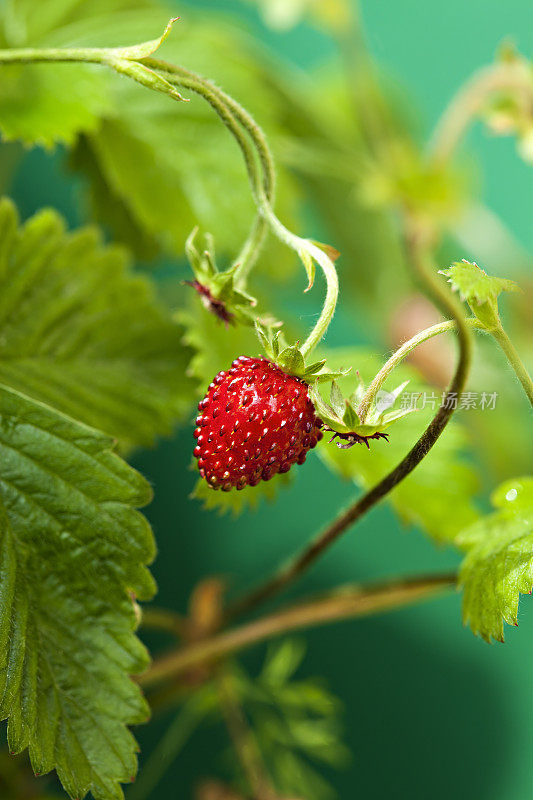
top-left (9, 1), bottom-right (533, 798)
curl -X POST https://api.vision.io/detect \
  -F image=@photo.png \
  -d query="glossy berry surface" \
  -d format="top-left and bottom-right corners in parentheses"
top-left (193, 356), bottom-right (323, 490)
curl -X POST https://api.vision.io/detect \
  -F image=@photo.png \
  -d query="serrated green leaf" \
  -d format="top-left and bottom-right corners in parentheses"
top-left (0, 198), bottom-right (195, 448)
top-left (191, 473), bottom-right (292, 517)
top-left (0, 63), bottom-right (110, 149)
top-left (318, 348), bottom-right (480, 541)
top-left (0, 381), bottom-right (155, 800)
top-left (458, 476), bottom-right (533, 642)
top-left (298, 247), bottom-right (315, 291)
top-left (277, 345), bottom-right (305, 375)
top-left (440, 260), bottom-right (521, 302)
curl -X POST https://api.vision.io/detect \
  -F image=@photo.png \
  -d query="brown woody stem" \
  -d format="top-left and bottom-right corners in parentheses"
top-left (139, 572), bottom-right (455, 688)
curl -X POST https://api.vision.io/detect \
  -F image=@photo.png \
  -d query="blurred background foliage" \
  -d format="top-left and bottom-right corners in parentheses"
top-left (0, 0), bottom-right (532, 797)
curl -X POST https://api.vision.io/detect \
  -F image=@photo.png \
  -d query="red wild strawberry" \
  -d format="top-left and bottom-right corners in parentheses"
top-left (193, 356), bottom-right (323, 491)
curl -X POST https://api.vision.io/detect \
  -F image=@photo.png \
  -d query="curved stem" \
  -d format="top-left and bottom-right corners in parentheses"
top-left (428, 60), bottom-right (533, 165)
top-left (145, 59), bottom-right (276, 285)
top-left (139, 572), bottom-right (455, 688)
top-left (148, 59), bottom-right (340, 356)
top-left (491, 324), bottom-right (533, 407)
top-left (0, 45), bottom-right (273, 284)
top-left (0, 41), bottom-right (340, 356)
top-left (259, 203), bottom-right (339, 358)
top-left (227, 221), bottom-right (472, 621)
top-left (357, 317), bottom-right (484, 421)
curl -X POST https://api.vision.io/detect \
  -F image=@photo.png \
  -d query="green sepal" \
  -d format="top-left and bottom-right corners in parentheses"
top-left (304, 359), bottom-right (327, 375)
top-left (254, 325), bottom-right (350, 383)
top-left (299, 247), bottom-right (316, 291)
top-left (343, 401), bottom-right (360, 430)
top-left (185, 228), bottom-right (258, 326)
top-left (111, 17), bottom-right (179, 60)
top-left (277, 345), bottom-right (305, 375)
top-left (330, 381), bottom-right (345, 417)
top-left (311, 375), bottom-right (416, 439)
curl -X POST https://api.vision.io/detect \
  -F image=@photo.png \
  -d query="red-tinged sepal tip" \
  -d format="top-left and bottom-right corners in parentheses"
top-left (328, 430), bottom-right (390, 449)
top-left (184, 228), bottom-right (258, 327)
top-left (185, 279), bottom-right (234, 326)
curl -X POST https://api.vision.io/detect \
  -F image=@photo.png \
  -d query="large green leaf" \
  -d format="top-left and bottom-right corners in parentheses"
top-left (0, 198), bottom-right (195, 448)
top-left (0, 0), bottom-right (149, 146)
top-left (0, 381), bottom-right (155, 799)
top-left (458, 476), bottom-right (533, 642)
top-left (317, 348), bottom-right (480, 542)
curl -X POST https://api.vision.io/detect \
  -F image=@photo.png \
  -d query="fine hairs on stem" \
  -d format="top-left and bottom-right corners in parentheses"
top-left (226, 221), bottom-right (473, 621)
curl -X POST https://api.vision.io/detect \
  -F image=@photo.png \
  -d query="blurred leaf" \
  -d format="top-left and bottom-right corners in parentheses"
top-left (231, 640), bottom-right (349, 800)
top-left (458, 476), bottom-right (533, 642)
top-left (0, 382), bottom-right (155, 800)
top-left (0, 198), bottom-right (195, 449)
top-left (0, 61), bottom-right (109, 149)
top-left (191, 473), bottom-right (293, 517)
top-left (246, 0), bottom-right (350, 32)
top-left (270, 70), bottom-right (411, 317)
top-left (67, 12), bottom-right (300, 265)
top-left (260, 639), bottom-right (306, 686)
top-left (317, 347), bottom-right (480, 542)
top-left (0, 0), bottom-right (159, 147)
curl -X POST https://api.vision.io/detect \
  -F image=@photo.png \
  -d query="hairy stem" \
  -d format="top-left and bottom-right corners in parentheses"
top-left (491, 324), bottom-right (533, 407)
top-left (227, 222), bottom-right (472, 620)
top-left (149, 59), bottom-right (339, 356)
top-left (139, 573), bottom-right (455, 688)
top-left (145, 59), bottom-right (277, 284)
top-left (357, 317), bottom-right (484, 421)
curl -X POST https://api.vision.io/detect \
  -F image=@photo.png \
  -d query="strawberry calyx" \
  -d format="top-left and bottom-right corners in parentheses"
top-left (326, 430), bottom-right (390, 450)
top-left (309, 376), bottom-right (417, 449)
top-left (185, 227), bottom-right (258, 326)
top-left (255, 322), bottom-right (350, 384)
